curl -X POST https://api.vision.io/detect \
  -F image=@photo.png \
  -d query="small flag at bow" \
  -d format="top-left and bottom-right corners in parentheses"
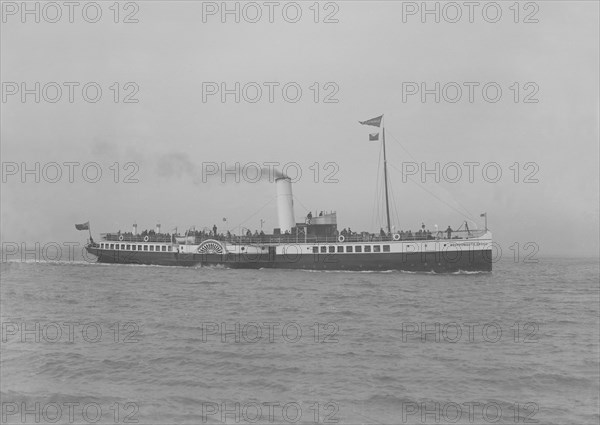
top-left (369, 133), bottom-right (380, 141)
top-left (480, 213), bottom-right (486, 217)
top-left (359, 115), bottom-right (383, 127)
top-left (75, 222), bottom-right (89, 231)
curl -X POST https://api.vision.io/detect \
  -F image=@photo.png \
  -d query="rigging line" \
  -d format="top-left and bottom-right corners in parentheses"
top-left (386, 129), bottom-right (419, 162)
top-left (393, 187), bottom-right (401, 228)
top-left (439, 182), bottom-right (478, 222)
top-left (378, 158), bottom-right (386, 229)
top-left (386, 154), bottom-right (477, 221)
top-left (387, 172), bottom-right (401, 229)
top-left (388, 162), bottom-right (478, 222)
top-left (380, 179), bottom-right (387, 228)
top-left (230, 195), bottom-right (277, 232)
top-left (379, 132), bottom-right (410, 229)
top-left (378, 142), bottom-right (383, 221)
top-left (385, 171), bottom-right (394, 228)
top-left (292, 194), bottom-right (311, 215)
top-left (386, 129), bottom-right (478, 220)
top-left (378, 181), bottom-right (382, 229)
top-left (371, 141), bottom-right (383, 231)
top-left (386, 167), bottom-right (395, 225)
top-left (401, 167), bottom-right (477, 221)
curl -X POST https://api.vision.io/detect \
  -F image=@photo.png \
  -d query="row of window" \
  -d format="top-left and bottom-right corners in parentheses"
top-left (101, 243), bottom-right (172, 252)
top-left (312, 245), bottom-right (391, 254)
top-left (101, 242), bottom-right (390, 254)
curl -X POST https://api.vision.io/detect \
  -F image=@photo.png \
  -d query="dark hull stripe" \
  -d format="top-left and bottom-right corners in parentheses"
top-left (87, 248), bottom-right (492, 272)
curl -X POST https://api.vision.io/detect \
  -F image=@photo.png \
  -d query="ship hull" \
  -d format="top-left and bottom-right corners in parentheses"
top-left (86, 246), bottom-right (491, 273)
top-left (211, 250), bottom-right (491, 272)
top-left (86, 247), bottom-right (199, 267)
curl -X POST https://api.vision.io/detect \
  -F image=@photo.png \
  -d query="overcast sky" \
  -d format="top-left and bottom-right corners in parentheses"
top-left (1, 1), bottom-right (598, 257)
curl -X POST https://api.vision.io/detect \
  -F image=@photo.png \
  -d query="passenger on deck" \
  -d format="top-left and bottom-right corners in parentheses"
top-left (246, 229), bottom-right (252, 237)
top-left (380, 228), bottom-right (386, 237)
top-left (446, 226), bottom-right (452, 239)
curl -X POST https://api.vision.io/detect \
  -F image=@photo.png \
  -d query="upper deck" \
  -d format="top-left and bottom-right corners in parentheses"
top-left (100, 229), bottom-right (489, 246)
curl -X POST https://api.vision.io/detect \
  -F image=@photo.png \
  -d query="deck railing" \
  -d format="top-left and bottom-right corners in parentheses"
top-left (100, 233), bottom-right (173, 243)
top-left (224, 229), bottom-right (486, 245)
top-left (100, 229), bottom-right (487, 245)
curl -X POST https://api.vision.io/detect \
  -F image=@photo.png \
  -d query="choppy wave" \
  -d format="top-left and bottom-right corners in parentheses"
top-left (1, 258), bottom-right (598, 424)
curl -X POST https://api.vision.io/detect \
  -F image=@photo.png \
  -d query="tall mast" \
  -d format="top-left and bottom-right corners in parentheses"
top-left (382, 123), bottom-right (392, 234)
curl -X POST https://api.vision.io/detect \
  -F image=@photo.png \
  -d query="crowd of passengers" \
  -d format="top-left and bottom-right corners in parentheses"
top-left (339, 225), bottom-right (454, 241)
top-left (106, 223), bottom-right (459, 243)
top-left (104, 230), bottom-right (172, 242)
top-left (106, 225), bottom-right (250, 243)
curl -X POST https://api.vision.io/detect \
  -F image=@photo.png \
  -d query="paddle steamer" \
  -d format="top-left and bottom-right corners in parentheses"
top-left (83, 116), bottom-right (492, 272)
